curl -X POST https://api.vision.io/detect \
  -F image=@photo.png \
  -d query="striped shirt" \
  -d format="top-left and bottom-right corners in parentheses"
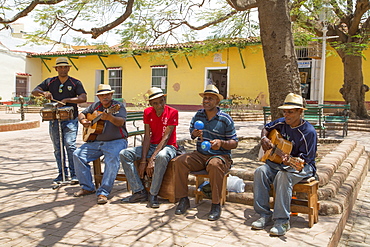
top-left (190, 107), bottom-right (238, 156)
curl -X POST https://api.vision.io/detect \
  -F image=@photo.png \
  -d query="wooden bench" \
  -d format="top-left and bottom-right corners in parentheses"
top-left (92, 158), bottom-right (229, 205)
top-left (270, 179), bottom-right (319, 228)
top-left (92, 158), bottom-right (176, 202)
top-left (192, 170), bottom-right (229, 205)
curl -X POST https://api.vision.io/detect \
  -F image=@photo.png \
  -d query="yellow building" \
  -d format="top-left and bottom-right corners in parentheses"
top-left (29, 39), bottom-right (370, 110)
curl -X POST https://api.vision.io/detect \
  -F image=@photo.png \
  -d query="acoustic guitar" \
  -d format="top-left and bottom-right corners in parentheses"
top-left (260, 129), bottom-right (305, 171)
top-left (82, 104), bottom-right (120, 142)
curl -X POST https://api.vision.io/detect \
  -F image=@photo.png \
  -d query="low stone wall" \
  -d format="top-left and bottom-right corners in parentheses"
top-left (0, 120), bottom-right (40, 132)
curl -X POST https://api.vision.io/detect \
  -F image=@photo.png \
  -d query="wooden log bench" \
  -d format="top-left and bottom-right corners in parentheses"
top-left (92, 158), bottom-right (176, 202)
top-left (92, 158), bottom-right (229, 205)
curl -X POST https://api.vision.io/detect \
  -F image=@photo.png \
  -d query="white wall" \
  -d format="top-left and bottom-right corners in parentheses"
top-left (0, 48), bottom-right (27, 101)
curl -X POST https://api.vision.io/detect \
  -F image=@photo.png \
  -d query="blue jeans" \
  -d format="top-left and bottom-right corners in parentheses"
top-left (120, 144), bottom-right (177, 195)
top-left (73, 139), bottom-right (128, 196)
top-left (253, 160), bottom-right (314, 223)
top-left (49, 119), bottom-right (78, 178)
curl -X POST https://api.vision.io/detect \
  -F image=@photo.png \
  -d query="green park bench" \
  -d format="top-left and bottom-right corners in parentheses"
top-left (220, 99), bottom-right (233, 113)
top-left (126, 111), bottom-right (145, 146)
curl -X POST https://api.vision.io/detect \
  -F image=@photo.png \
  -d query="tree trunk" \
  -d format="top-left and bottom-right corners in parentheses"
top-left (257, 0), bottom-right (301, 120)
top-left (339, 54), bottom-right (369, 119)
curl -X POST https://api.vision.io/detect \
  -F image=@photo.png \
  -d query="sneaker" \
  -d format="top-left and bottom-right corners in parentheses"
top-left (270, 222), bottom-right (291, 236)
top-left (251, 215), bottom-right (273, 230)
top-left (70, 176), bottom-right (79, 185)
top-left (53, 174), bottom-right (63, 183)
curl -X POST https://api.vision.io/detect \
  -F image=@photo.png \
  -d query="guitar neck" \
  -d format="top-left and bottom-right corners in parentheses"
top-left (91, 114), bottom-right (103, 125)
top-left (90, 105), bottom-right (118, 125)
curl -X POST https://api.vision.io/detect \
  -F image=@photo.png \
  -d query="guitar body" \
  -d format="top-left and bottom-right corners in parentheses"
top-left (82, 104), bottom-right (120, 142)
top-left (83, 112), bottom-right (105, 142)
top-left (260, 129), bottom-right (305, 171)
top-left (260, 129), bottom-right (293, 164)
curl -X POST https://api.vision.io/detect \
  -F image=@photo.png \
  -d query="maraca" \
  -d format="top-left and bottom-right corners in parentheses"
top-left (194, 120), bottom-right (204, 130)
top-left (201, 141), bottom-right (211, 151)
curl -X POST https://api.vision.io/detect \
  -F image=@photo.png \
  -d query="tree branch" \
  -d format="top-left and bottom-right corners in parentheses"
top-left (183, 10), bottom-right (239, 30)
top-left (56, 0), bottom-right (134, 39)
top-left (348, 0), bottom-right (370, 35)
top-left (0, 0), bottom-right (64, 24)
top-left (226, 0), bottom-right (258, 11)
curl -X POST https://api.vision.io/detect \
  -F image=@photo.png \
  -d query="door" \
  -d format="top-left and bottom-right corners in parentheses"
top-left (205, 68), bottom-right (228, 99)
top-left (15, 77), bottom-right (28, 97)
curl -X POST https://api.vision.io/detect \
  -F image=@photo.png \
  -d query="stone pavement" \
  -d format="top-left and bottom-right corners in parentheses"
top-left (0, 110), bottom-right (369, 247)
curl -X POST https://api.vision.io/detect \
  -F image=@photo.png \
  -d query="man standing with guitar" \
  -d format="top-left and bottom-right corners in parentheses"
top-left (252, 93), bottom-right (317, 236)
top-left (73, 84), bottom-right (128, 204)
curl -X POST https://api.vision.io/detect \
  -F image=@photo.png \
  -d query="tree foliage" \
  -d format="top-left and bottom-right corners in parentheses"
top-left (292, 0), bottom-right (370, 118)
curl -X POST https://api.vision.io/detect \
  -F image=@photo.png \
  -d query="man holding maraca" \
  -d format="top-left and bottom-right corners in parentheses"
top-left (173, 84), bottom-right (238, 221)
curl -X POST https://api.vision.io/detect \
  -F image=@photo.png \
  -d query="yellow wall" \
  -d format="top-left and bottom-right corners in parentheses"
top-left (30, 44), bottom-right (370, 107)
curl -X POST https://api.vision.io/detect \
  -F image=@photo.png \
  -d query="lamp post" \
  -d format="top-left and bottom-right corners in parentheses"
top-left (317, 3), bottom-right (338, 105)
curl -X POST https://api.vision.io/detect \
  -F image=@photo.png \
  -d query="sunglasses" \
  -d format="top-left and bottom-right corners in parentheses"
top-left (59, 84), bottom-right (64, 93)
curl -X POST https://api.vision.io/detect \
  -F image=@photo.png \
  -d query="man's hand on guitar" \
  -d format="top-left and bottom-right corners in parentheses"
top-left (282, 154), bottom-right (305, 172)
top-left (261, 136), bottom-right (273, 151)
top-left (80, 119), bottom-right (91, 128)
top-left (100, 112), bottom-right (112, 121)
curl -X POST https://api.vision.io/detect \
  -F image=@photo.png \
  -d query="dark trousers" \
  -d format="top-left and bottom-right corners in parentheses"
top-left (173, 151), bottom-right (232, 204)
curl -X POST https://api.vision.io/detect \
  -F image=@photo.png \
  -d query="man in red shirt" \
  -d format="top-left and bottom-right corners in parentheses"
top-left (120, 87), bottom-right (178, 208)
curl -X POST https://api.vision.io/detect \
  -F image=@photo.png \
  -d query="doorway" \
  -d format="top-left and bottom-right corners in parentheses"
top-left (205, 67), bottom-right (229, 99)
top-left (15, 77), bottom-right (28, 97)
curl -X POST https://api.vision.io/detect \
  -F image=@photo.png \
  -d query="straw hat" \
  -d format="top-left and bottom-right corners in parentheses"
top-left (199, 84), bottom-right (223, 101)
top-left (147, 87), bottom-right (166, 101)
top-left (278, 93), bottom-right (307, 110)
top-left (54, 57), bottom-right (72, 67)
top-left (96, 84), bottom-right (115, 95)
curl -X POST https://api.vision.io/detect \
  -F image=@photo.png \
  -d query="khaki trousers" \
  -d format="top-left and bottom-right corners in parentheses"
top-left (173, 151), bottom-right (232, 204)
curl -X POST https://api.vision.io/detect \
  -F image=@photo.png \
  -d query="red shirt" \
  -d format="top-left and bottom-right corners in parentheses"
top-left (143, 105), bottom-right (178, 148)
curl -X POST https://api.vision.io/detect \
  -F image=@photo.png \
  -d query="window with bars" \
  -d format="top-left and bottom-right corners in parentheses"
top-left (151, 66), bottom-right (168, 94)
top-left (108, 69), bottom-right (122, 99)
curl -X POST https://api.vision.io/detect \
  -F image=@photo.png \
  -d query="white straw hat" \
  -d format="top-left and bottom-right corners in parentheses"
top-left (278, 93), bottom-right (307, 110)
top-left (96, 84), bottom-right (115, 95)
top-left (147, 87), bottom-right (166, 101)
top-left (54, 57), bottom-right (72, 67)
top-left (199, 84), bottom-right (223, 101)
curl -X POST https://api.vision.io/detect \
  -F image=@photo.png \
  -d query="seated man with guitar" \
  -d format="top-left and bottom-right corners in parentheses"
top-left (252, 93), bottom-right (317, 236)
top-left (73, 84), bottom-right (128, 204)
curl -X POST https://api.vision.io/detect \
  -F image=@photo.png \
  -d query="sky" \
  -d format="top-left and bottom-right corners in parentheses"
top-left (2, 2), bottom-right (259, 47)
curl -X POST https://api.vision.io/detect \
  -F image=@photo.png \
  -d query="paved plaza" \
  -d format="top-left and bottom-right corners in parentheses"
top-left (0, 110), bottom-right (369, 246)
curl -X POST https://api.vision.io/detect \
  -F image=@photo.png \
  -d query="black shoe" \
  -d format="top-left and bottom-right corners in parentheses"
top-left (147, 194), bottom-right (160, 208)
top-left (121, 189), bottom-right (148, 203)
top-left (208, 203), bottom-right (221, 221)
top-left (175, 197), bottom-right (190, 215)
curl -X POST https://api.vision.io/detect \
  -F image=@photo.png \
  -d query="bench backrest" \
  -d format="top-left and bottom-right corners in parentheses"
top-left (126, 111), bottom-right (144, 121)
top-left (263, 106), bottom-right (271, 125)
